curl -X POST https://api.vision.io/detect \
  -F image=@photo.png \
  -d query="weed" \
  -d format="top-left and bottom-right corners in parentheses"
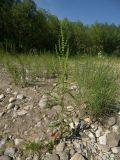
top-left (25, 141), bottom-right (44, 152)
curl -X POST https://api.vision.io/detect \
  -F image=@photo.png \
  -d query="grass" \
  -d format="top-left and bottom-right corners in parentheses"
top-left (0, 49), bottom-right (120, 119)
top-left (76, 60), bottom-right (119, 117)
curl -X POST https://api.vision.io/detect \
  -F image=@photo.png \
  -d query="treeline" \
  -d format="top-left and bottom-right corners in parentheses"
top-left (0, 0), bottom-right (120, 55)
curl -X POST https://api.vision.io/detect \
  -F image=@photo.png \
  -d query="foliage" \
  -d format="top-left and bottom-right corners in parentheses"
top-left (0, 1), bottom-right (120, 55)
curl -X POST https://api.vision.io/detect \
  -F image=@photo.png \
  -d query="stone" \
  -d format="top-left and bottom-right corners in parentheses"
top-left (67, 106), bottom-right (74, 112)
top-left (59, 151), bottom-right (69, 160)
top-left (84, 118), bottom-right (91, 123)
top-left (107, 132), bottom-right (120, 147)
top-left (95, 126), bottom-right (103, 138)
top-left (17, 94), bottom-right (25, 100)
top-left (0, 94), bottom-right (5, 101)
top-left (9, 97), bottom-right (16, 103)
top-left (7, 103), bottom-right (15, 110)
top-left (44, 153), bottom-right (60, 160)
top-left (0, 137), bottom-right (7, 148)
top-left (26, 156), bottom-right (33, 160)
top-left (0, 155), bottom-right (12, 160)
top-left (112, 125), bottom-right (119, 134)
top-left (69, 122), bottom-right (79, 129)
top-left (4, 147), bottom-right (16, 157)
top-left (0, 111), bottom-right (5, 117)
top-left (17, 110), bottom-right (27, 116)
top-left (38, 95), bottom-right (48, 108)
top-left (88, 132), bottom-right (95, 139)
top-left (99, 134), bottom-right (107, 145)
top-left (14, 138), bottom-right (24, 146)
top-left (105, 117), bottom-right (116, 127)
top-left (33, 155), bottom-right (39, 160)
top-left (111, 147), bottom-right (120, 154)
top-left (97, 144), bottom-right (110, 152)
top-left (70, 153), bottom-right (85, 160)
top-left (56, 142), bottom-right (65, 152)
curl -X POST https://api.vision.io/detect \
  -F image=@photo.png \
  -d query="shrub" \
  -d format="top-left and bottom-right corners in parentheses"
top-left (76, 61), bottom-right (118, 118)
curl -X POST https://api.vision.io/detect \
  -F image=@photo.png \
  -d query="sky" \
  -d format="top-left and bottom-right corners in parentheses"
top-left (34, 0), bottom-right (120, 25)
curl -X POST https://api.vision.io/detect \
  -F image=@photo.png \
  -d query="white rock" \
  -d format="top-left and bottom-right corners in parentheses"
top-left (17, 94), bottom-right (25, 100)
top-left (0, 94), bottom-right (5, 100)
top-left (69, 122), bottom-right (79, 129)
top-left (99, 134), bottom-right (107, 145)
top-left (7, 103), bottom-right (15, 109)
top-left (70, 153), bottom-right (85, 160)
top-left (95, 126), bottom-right (103, 138)
top-left (14, 139), bottom-right (24, 146)
top-left (0, 138), bottom-right (7, 148)
top-left (88, 132), bottom-right (95, 139)
top-left (38, 95), bottom-right (48, 108)
top-left (56, 142), bottom-right (65, 152)
top-left (67, 106), bottom-right (74, 111)
top-left (17, 110), bottom-right (27, 116)
top-left (111, 147), bottom-right (120, 154)
top-left (4, 147), bottom-right (16, 157)
top-left (9, 97), bottom-right (16, 103)
top-left (112, 125), bottom-right (119, 134)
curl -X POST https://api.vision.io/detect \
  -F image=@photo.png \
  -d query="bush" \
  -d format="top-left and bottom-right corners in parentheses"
top-left (76, 61), bottom-right (118, 118)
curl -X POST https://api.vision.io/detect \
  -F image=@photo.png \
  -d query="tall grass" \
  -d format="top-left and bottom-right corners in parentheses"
top-left (76, 60), bottom-right (119, 118)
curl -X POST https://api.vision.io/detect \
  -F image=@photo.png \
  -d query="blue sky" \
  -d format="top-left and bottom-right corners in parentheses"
top-left (34, 0), bottom-right (120, 25)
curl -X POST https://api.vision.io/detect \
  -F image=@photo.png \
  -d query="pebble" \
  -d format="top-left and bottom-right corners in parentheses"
top-left (56, 142), bottom-right (66, 152)
top-left (0, 94), bottom-right (5, 100)
top-left (99, 134), bottom-right (107, 145)
top-left (59, 151), bottom-right (69, 160)
top-left (7, 103), bottom-right (15, 109)
top-left (0, 137), bottom-right (7, 148)
top-left (44, 153), bottom-right (60, 160)
top-left (107, 132), bottom-right (120, 147)
top-left (9, 97), bottom-right (16, 103)
top-left (17, 94), bottom-right (25, 100)
top-left (14, 138), bottom-right (24, 146)
top-left (38, 95), bottom-right (48, 108)
top-left (111, 147), bottom-right (120, 154)
top-left (17, 110), bottom-right (28, 116)
top-left (0, 155), bottom-right (12, 160)
top-left (4, 147), bottom-right (16, 157)
top-left (70, 153), bottom-right (85, 160)
top-left (95, 126), bottom-right (103, 138)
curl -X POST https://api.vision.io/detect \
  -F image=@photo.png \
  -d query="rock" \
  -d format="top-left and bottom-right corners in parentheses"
top-left (105, 117), bottom-right (116, 127)
top-left (0, 94), bottom-right (5, 101)
top-left (0, 155), bottom-right (12, 160)
top-left (111, 147), bottom-right (120, 154)
top-left (56, 142), bottom-right (66, 152)
top-left (0, 137), bottom-right (7, 148)
top-left (69, 84), bottom-right (77, 90)
top-left (84, 118), bottom-right (91, 123)
top-left (6, 88), bottom-right (12, 94)
top-left (38, 95), bottom-right (48, 108)
top-left (33, 155), bottom-right (39, 160)
top-left (7, 103), bottom-right (15, 109)
top-left (14, 105), bottom-right (20, 111)
top-left (95, 126), bottom-right (103, 138)
top-left (107, 132), bottom-right (120, 147)
top-left (88, 132), bottom-right (95, 139)
top-left (67, 106), bottom-right (74, 112)
top-left (99, 134), bottom-right (107, 145)
top-left (26, 156), bottom-right (33, 160)
top-left (69, 122), bottom-right (79, 129)
top-left (73, 142), bottom-right (81, 150)
top-left (4, 147), bottom-right (16, 157)
top-left (44, 153), bottom-right (60, 160)
top-left (17, 94), bottom-right (25, 100)
top-left (97, 144), bottom-right (110, 152)
top-left (112, 125), bottom-right (119, 134)
top-left (0, 111), bottom-right (5, 117)
top-left (17, 110), bottom-right (27, 116)
top-left (9, 97), bottom-right (16, 103)
top-left (59, 151), bottom-right (69, 160)
top-left (14, 138), bottom-right (24, 146)
top-left (70, 153), bottom-right (85, 160)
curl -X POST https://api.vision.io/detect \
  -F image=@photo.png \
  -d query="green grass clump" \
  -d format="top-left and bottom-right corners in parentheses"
top-left (25, 141), bottom-right (44, 152)
top-left (76, 61), bottom-right (119, 118)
